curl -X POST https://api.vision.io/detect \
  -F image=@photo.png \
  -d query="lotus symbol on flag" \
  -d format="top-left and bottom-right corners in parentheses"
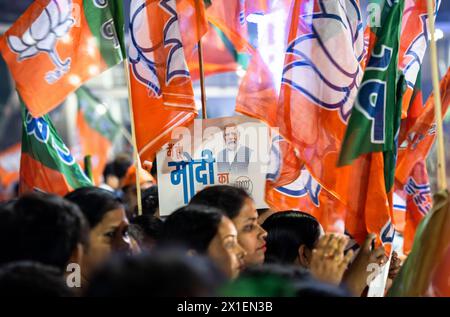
top-left (128, 0), bottom-right (190, 97)
top-left (276, 168), bottom-right (322, 207)
top-left (404, 177), bottom-right (432, 215)
top-left (129, 0), bottom-right (161, 97)
top-left (282, 0), bottom-right (364, 123)
top-left (7, 0), bottom-right (75, 84)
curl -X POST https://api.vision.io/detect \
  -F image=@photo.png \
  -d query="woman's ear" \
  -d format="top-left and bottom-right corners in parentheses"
top-left (297, 245), bottom-right (311, 268)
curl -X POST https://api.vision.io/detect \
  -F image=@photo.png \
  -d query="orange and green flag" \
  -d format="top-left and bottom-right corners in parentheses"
top-left (19, 101), bottom-right (92, 196)
top-left (0, 0), bottom-right (125, 117)
top-left (74, 87), bottom-right (120, 185)
top-left (0, 143), bottom-right (21, 189)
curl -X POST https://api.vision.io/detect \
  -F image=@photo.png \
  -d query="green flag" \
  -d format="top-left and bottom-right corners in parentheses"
top-left (20, 101), bottom-right (92, 196)
top-left (338, 0), bottom-right (406, 192)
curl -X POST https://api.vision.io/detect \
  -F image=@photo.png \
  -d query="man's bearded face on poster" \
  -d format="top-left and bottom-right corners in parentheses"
top-left (224, 125), bottom-right (239, 151)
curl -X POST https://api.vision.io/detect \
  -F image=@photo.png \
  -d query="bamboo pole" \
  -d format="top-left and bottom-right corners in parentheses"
top-left (84, 155), bottom-right (94, 183)
top-left (195, 0), bottom-right (208, 119)
top-left (123, 60), bottom-right (143, 216)
top-left (426, 0), bottom-right (447, 191)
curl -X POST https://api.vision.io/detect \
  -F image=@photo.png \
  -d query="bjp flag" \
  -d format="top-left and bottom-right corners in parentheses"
top-left (394, 68), bottom-right (450, 253)
top-left (237, 0), bottom-right (366, 237)
top-left (19, 102), bottom-right (92, 196)
top-left (398, 0), bottom-right (441, 117)
top-left (0, 0), bottom-right (125, 117)
top-left (73, 87), bottom-right (120, 185)
top-left (126, 0), bottom-right (207, 164)
top-left (0, 143), bottom-right (21, 188)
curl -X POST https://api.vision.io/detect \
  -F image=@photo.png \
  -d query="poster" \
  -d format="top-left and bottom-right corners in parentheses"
top-left (156, 116), bottom-right (270, 216)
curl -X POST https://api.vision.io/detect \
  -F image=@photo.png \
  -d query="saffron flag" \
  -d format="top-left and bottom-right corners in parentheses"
top-left (394, 160), bottom-right (432, 254)
top-left (0, 143), bottom-right (21, 188)
top-left (73, 87), bottom-right (119, 185)
top-left (238, 0), bottom-right (365, 198)
top-left (394, 67), bottom-right (450, 253)
top-left (19, 102), bottom-right (92, 196)
top-left (206, 0), bottom-right (250, 52)
top-left (127, 0), bottom-right (207, 164)
top-left (338, 1), bottom-right (405, 173)
top-left (188, 24), bottom-right (245, 81)
top-left (396, 68), bottom-right (450, 186)
top-left (237, 0), bottom-right (365, 235)
top-left (398, 0), bottom-right (441, 117)
top-left (339, 1), bottom-right (405, 249)
top-left (0, 0), bottom-right (125, 117)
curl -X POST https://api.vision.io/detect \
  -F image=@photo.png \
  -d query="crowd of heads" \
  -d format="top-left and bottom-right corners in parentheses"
top-left (0, 155), bottom-right (402, 297)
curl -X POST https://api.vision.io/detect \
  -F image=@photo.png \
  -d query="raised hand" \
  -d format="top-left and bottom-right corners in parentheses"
top-left (310, 234), bottom-right (354, 285)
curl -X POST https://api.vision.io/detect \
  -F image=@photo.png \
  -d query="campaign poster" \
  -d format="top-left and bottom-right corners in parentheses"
top-left (156, 116), bottom-right (270, 216)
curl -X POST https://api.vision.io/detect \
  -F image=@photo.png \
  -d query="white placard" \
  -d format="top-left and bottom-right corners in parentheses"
top-left (157, 116), bottom-right (270, 216)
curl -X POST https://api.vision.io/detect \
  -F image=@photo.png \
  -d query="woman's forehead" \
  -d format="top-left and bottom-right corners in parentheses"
top-left (97, 208), bottom-right (129, 228)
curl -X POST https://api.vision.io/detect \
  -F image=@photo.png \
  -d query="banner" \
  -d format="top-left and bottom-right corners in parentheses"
top-left (157, 116), bottom-right (270, 216)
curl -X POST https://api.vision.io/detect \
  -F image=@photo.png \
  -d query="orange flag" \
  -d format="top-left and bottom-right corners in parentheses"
top-left (127, 0), bottom-right (208, 164)
top-left (394, 67), bottom-right (450, 253)
top-left (0, 0), bottom-right (125, 117)
top-left (0, 143), bottom-right (21, 188)
top-left (399, 0), bottom-right (441, 117)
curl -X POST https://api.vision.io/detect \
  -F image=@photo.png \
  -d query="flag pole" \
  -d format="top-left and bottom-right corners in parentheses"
top-left (123, 60), bottom-right (143, 216)
top-left (426, 0), bottom-right (447, 191)
top-left (84, 155), bottom-right (94, 183)
top-left (195, 0), bottom-right (207, 119)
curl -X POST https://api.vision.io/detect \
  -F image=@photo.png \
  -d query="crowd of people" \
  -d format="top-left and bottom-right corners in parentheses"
top-left (0, 154), bottom-right (402, 297)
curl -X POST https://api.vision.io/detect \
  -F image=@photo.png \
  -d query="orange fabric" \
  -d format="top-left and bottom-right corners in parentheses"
top-left (75, 110), bottom-right (111, 186)
top-left (188, 26), bottom-right (239, 81)
top-left (206, 0), bottom-right (250, 53)
top-left (398, 0), bottom-right (434, 118)
top-left (121, 165), bottom-right (154, 188)
top-left (236, 0), bottom-right (392, 245)
top-left (394, 68), bottom-right (450, 254)
top-left (128, 0), bottom-right (207, 164)
top-left (19, 152), bottom-right (72, 196)
top-left (0, 143), bottom-right (21, 188)
top-left (0, 0), bottom-right (109, 117)
top-left (396, 68), bottom-right (450, 185)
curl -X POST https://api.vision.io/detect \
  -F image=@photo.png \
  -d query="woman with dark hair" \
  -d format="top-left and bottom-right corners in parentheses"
top-left (262, 210), bottom-right (323, 267)
top-left (65, 187), bottom-right (132, 285)
top-left (190, 186), bottom-right (268, 267)
top-left (262, 211), bottom-right (391, 296)
top-left (161, 204), bottom-right (246, 279)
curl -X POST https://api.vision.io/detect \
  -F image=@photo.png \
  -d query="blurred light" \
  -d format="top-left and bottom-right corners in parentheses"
top-left (88, 65), bottom-right (100, 76)
top-left (95, 105), bottom-right (107, 116)
top-left (236, 65), bottom-right (246, 79)
top-left (86, 37), bottom-right (98, 56)
top-left (68, 75), bottom-right (81, 86)
top-left (61, 34), bottom-right (72, 44)
top-left (246, 13), bottom-right (266, 24)
top-left (435, 29), bottom-right (444, 41)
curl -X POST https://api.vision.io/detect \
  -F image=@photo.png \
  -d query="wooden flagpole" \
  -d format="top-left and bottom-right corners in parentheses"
top-left (195, 0), bottom-right (208, 119)
top-left (426, 0), bottom-right (447, 191)
top-left (123, 60), bottom-right (143, 216)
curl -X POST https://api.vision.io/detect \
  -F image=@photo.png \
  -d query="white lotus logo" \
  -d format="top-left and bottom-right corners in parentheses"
top-left (7, 0), bottom-right (75, 84)
top-left (282, 0), bottom-right (364, 123)
top-left (128, 0), bottom-right (190, 97)
top-left (275, 167), bottom-right (322, 207)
